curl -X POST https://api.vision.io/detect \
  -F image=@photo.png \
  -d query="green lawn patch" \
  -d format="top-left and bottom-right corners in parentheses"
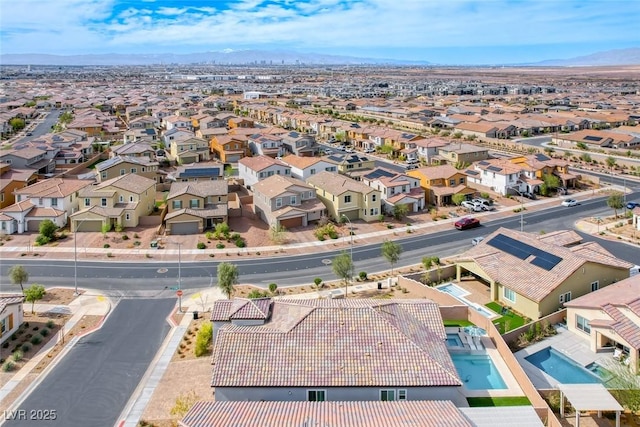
top-left (87, 158), bottom-right (106, 169)
top-left (467, 396), bottom-right (531, 407)
top-left (486, 302), bottom-right (526, 333)
top-left (443, 319), bottom-right (473, 327)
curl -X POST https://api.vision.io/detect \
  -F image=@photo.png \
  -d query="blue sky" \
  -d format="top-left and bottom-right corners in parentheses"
top-left (1, 0), bottom-right (639, 64)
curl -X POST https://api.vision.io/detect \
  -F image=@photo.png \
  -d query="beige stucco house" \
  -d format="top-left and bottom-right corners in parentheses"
top-left (164, 181), bottom-right (228, 235)
top-left (0, 295), bottom-right (24, 345)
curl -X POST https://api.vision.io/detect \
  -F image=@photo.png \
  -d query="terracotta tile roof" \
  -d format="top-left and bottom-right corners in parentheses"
top-left (281, 154), bottom-right (330, 169)
top-left (410, 164), bottom-right (460, 180)
top-left (536, 230), bottom-right (582, 247)
top-left (25, 206), bottom-right (65, 218)
top-left (14, 178), bottom-right (92, 198)
top-left (211, 298), bottom-right (271, 321)
top-left (210, 299), bottom-right (460, 388)
top-left (180, 400), bottom-right (473, 427)
top-left (456, 228), bottom-right (632, 302)
top-left (167, 181), bottom-right (228, 199)
top-left (0, 295), bottom-right (25, 315)
top-left (306, 171), bottom-right (376, 196)
top-left (81, 173), bottom-right (155, 195)
top-left (252, 175), bottom-right (314, 199)
top-left (238, 155), bottom-right (289, 172)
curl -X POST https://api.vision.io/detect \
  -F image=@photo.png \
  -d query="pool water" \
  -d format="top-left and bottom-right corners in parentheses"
top-left (525, 347), bottom-right (601, 384)
top-left (446, 333), bottom-right (463, 347)
top-left (586, 362), bottom-right (614, 382)
top-left (436, 283), bottom-right (497, 319)
top-left (437, 283), bottom-right (470, 298)
top-left (451, 353), bottom-right (507, 390)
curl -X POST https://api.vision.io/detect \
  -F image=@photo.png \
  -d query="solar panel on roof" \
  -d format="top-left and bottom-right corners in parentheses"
top-left (363, 169), bottom-right (395, 179)
top-left (487, 166), bottom-right (502, 172)
top-left (327, 155), bottom-right (343, 162)
top-left (478, 161), bottom-right (490, 166)
top-left (486, 233), bottom-right (562, 271)
top-left (584, 135), bottom-right (602, 142)
top-left (534, 153), bottom-right (550, 161)
top-left (180, 168), bottom-right (220, 177)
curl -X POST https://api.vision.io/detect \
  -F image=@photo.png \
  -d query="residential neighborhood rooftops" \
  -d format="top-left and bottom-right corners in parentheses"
top-left (306, 171), bottom-right (376, 195)
top-left (14, 178), bottom-right (92, 198)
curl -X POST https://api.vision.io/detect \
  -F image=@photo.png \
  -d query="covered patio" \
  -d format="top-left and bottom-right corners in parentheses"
top-left (558, 384), bottom-right (623, 427)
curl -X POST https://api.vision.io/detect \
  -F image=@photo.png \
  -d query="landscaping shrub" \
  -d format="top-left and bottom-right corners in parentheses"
top-left (30, 335), bottom-right (42, 345)
top-left (103, 243), bottom-right (110, 248)
top-left (359, 271), bottom-right (368, 280)
top-left (216, 243), bottom-right (225, 249)
top-left (235, 238), bottom-right (246, 248)
top-left (121, 234), bottom-right (129, 240)
top-left (12, 350), bottom-right (23, 362)
top-left (133, 233), bottom-right (139, 239)
top-left (46, 320), bottom-right (55, 328)
top-left (35, 235), bottom-right (51, 246)
top-left (40, 327), bottom-right (50, 337)
top-left (230, 232), bottom-right (241, 241)
top-left (21, 343), bottom-right (32, 352)
top-left (2, 360), bottom-right (15, 372)
top-left (197, 242), bottom-right (206, 249)
top-left (133, 241), bottom-right (141, 246)
top-left (194, 322), bottom-right (213, 357)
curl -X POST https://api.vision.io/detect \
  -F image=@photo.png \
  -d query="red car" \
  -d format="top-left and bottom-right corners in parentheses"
top-left (455, 217), bottom-right (480, 230)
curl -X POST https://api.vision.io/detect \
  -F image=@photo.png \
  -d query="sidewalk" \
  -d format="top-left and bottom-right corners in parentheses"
top-left (0, 289), bottom-right (112, 411)
top-left (0, 187), bottom-right (618, 260)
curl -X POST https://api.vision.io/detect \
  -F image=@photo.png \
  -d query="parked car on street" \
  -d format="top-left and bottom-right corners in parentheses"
top-left (626, 201), bottom-right (640, 210)
top-left (461, 201), bottom-right (483, 212)
top-left (561, 198), bottom-right (579, 207)
top-left (455, 217), bottom-right (480, 230)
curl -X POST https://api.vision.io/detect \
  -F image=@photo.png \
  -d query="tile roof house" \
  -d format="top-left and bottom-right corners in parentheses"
top-left (167, 162), bottom-right (225, 182)
top-left (407, 165), bottom-right (473, 207)
top-left (280, 131), bottom-right (318, 157)
top-left (0, 178), bottom-right (92, 234)
top-left (252, 175), bottom-right (325, 229)
top-left (247, 134), bottom-right (284, 158)
top-left (164, 181), bottom-right (228, 235)
top-left (0, 295), bottom-right (25, 346)
top-left (436, 143), bottom-right (490, 166)
top-left (360, 168), bottom-right (425, 214)
top-left (70, 173), bottom-right (156, 232)
top-left (453, 228), bottom-right (633, 320)
top-left (280, 155), bottom-right (338, 181)
top-left (306, 171), bottom-right (382, 222)
top-left (170, 137), bottom-right (211, 165)
top-left (0, 147), bottom-right (56, 175)
top-left (238, 155), bottom-right (291, 189)
top-left (564, 275), bottom-right (640, 374)
top-left (209, 134), bottom-right (251, 163)
top-left (0, 162), bottom-right (37, 209)
top-left (95, 155), bottom-right (160, 183)
top-left (208, 298), bottom-right (465, 403)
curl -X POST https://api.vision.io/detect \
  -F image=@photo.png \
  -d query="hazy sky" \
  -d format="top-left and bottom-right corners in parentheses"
top-left (1, 0), bottom-right (639, 64)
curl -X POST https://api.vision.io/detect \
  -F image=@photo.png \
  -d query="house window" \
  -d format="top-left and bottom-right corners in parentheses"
top-left (101, 172), bottom-right (107, 179)
top-left (559, 292), bottom-right (572, 304)
top-left (285, 169), bottom-right (290, 175)
top-left (380, 389), bottom-right (405, 401)
top-left (310, 168), bottom-right (316, 175)
top-left (344, 195), bottom-right (351, 203)
top-left (84, 198), bottom-right (90, 207)
top-left (307, 390), bottom-right (325, 402)
top-left (504, 288), bottom-right (516, 303)
top-left (172, 200), bottom-right (182, 209)
top-left (290, 196), bottom-right (297, 205)
top-left (101, 198), bottom-right (107, 207)
top-left (576, 315), bottom-right (591, 334)
top-left (372, 194), bottom-right (376, 202)
top-left (131, 168), bottom-right (137, 173)
top-left (347, 164), bottom-right (354, 169)
top-left (449, 179), bottom-right (455, 186)
top-left (398, 389), bottom-right (407, 400)
top-left (51, 198), bottom-right (58, 207)
top-left (276, 198), bottom-right (282, 208)
top-left (130, 196), bottom-right (134, 202)
top-left (370, 208), bottom-right (378, 216)
top-left (142, 167), bottom-right (146, 172)
top-left (591, 281), bottom-right (599, 292)
top-left (459, 177), bottom-right (465, 184)
top-left (119, 195), bottom-right (124, 203)
top-left (190, 199), bottom-right (200, 208)
top-left (120, 169), bottom-right (125, 175)
top-left (125, 213), bottom-right (130, 221)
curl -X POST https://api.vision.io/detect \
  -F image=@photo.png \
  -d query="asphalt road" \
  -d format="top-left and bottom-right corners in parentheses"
top-left (2, 298), bottom-right (175, 427)
top-left (3, 190), bottom-right (639, 293)
top-left (317, 142), bottom-right (407, 173)
top-left (13, 110), bottom-right (61, 144)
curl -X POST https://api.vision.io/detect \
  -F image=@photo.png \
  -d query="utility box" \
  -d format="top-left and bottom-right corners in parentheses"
top-left (378, 282), bottom-right (383, 290)
top-left (193, 311), bottom-right (199, 320)
top-left (150, 240), bottom-right (158, 249)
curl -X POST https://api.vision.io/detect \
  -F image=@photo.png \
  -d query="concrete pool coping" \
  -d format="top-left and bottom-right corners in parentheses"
top-left (436, 283), bottom-right (499, 320)
top-left (514, 325), bottom-right (612, 389)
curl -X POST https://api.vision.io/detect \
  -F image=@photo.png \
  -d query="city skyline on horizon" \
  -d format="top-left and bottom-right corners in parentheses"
top-left (1, 0), bottom-right (639, 65)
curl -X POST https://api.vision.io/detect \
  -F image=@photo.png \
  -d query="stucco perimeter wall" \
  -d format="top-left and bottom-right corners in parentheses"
top-left (467, 306), bottom-right (561, 426)
top-left (397, 276), bottom-right (560, 426)
top-left (501, 309), bottom-right (567, 346)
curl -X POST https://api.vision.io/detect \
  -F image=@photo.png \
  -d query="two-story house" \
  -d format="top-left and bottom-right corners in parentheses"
top-left (0, 295), bottom-right (25, 346)
top-left (210, 135), bottom-right (251, 163)
top-left (0, 178), bottom-right (91, 234)
top-left (326, 153), bottom-right (376, 178)
top-left (361, 168), bottom-right (425, 214)
top-left (306, 171), bottom-right (381, 222)
top-left (110, 142), bottom-right (156, 159)
top-left (436, 143), bottom-right (490, 167)
top-left (0, 162), bottom-right (37, 209)
top-left (247, 134), bottom-right (283, 157)
top-left (238, 156), bottom-right (291, 189)
top-left (414, 138), bottom-right (449, 164)
top-left (163, 115), bottom-right (193, 132)
top-left (280, 155), bottom-right (338, 181)
top-left (95, 156), bottom-right (160, 183)
top-left (407, 165), bottom-right (473, 206)
top-left (70, 174), bottom-right (156, 232)
top-left (164, 181), bottom-right (228, 235)
top-left (170, 137), bottom-right (211, 165)
top-left (252, 175), bottom-right (325, 229)
top-left (280, 132), bottom-right (318, 157)
top-left (0, 147), bottom-right (56, 175)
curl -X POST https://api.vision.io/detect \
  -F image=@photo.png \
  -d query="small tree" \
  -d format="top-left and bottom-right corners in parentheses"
top-left (605, 156), bottom-right (617, 172)
top-left (332, 251), bottom-right (353, 296)
top-left (392, 204), bottom-right (410, 221)
top-left (540, 173), bottom-right (561, 196)
top-left (39, 219), bottom-right (57, 241)
top-left (101, 223), bottom-right (111, 238)
top-left (217, 262), bottom-right (239, 299)
top-left (313, 277), bottom-right (323, 289)
top-left (194, 322), bottom-right (212, 357)
top-left (607, 191), bottom-right (624, 218)
top-left (24, 284), bottom-right (46, 314)
top-left (268, 283), bottom-right (278, 295)
top-left (452, 194), bottom-right (466, 206)
top-left (269, 225), bottom-right (287, 244)
top-left (213, 222), bottom-right (230, 240)
top-left (8, 265), bottom-right (28, 295)
top-left (381, 240), bottom-right (402, 275)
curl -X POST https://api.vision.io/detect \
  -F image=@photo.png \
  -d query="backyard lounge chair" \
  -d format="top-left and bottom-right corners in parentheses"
top-left (613, 348), bottom-right (623, 360)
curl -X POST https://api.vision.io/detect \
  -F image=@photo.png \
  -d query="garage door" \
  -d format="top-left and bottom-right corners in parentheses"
top-left (279, 216), bottom-right (303, 229)
top-left (27, 220), bottom-right (43, 232)
top-left (76, 220), bottom-right (103, 232)
top-left (170, 222), bottom-right (199, 235)
top-left (340, 210), bottom-right (358, 221)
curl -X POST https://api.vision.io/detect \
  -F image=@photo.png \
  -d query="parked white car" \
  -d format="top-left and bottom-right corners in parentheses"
top-left (461, 201), bottom-right (483, 212)
top-left (561, 199), bottom-right (579, 207)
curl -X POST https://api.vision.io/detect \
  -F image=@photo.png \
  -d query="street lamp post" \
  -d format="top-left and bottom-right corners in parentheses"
top-left (507, 186), bottom-right (524, 232)
top-left (177, 242), bottom-right (183, 313)
top-left (341, 215), bottom-right (353, 298)
top-left (72, 217), bottom-right (93, 296)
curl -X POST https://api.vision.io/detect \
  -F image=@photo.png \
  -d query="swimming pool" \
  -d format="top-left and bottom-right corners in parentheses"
top-left (436, 283), bottom-right (497, 319)
top-left (446, 333), bottom-right (463, 348)
top-left (451, 353), bottom-right (507, 390)
top-left (437, 283), bottom-right (470, 298)
top-left (525, 347), bottom-right (601, 384)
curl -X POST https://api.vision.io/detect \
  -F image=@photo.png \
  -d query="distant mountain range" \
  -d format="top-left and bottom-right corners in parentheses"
top-left (0, 50), bottom-right (427, 66)
top-left (531, 48), bottom-right (640, 66)
top-left (1, 47), bottom-right (639, 67)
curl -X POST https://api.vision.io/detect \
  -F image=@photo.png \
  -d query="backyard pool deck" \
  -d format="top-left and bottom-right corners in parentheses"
top-left (515, 325), bottom-right (614, 389)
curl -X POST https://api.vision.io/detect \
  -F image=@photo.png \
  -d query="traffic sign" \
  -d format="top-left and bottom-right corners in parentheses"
top-left (176, 290), bottom-right (183, 297)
